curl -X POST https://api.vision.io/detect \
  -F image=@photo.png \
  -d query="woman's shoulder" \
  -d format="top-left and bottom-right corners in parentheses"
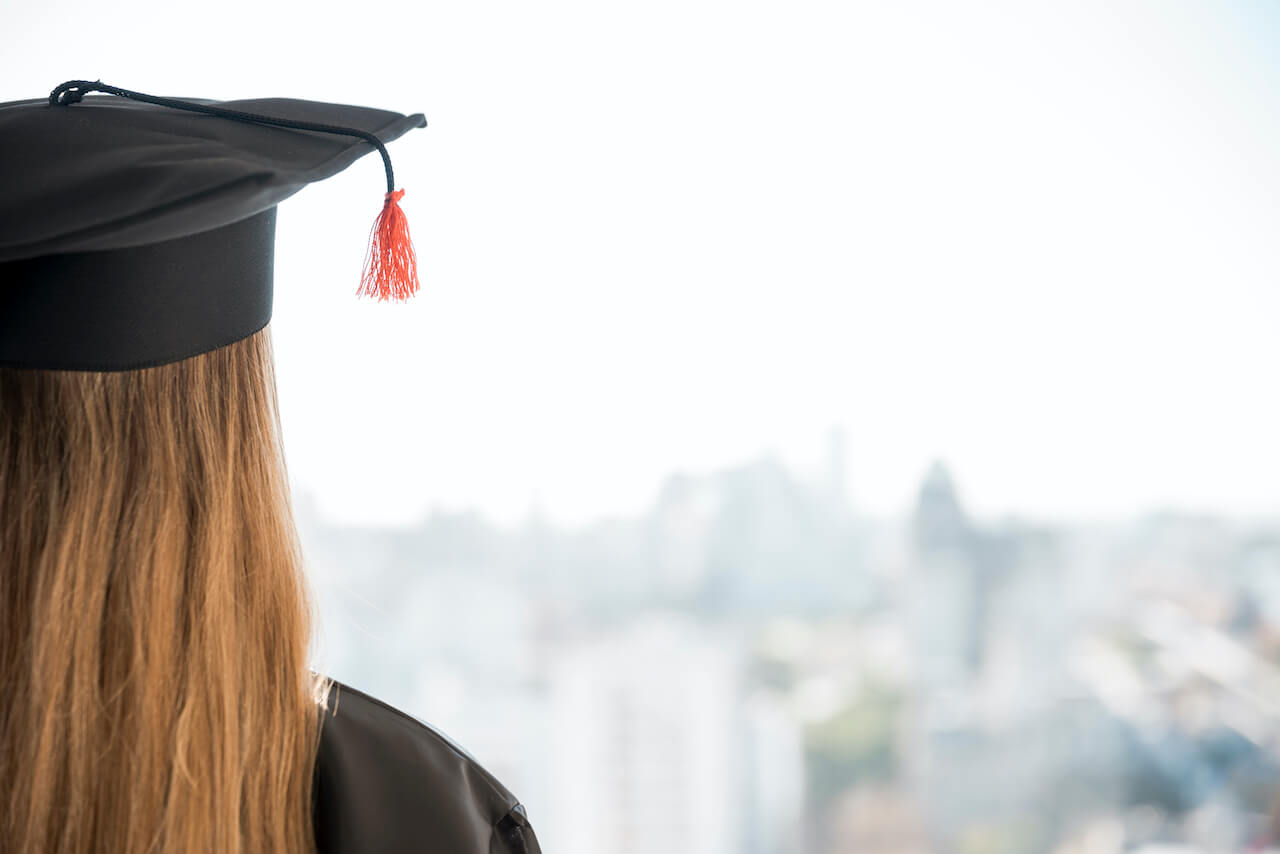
top-left (313, 676), bottom-right (541, 854)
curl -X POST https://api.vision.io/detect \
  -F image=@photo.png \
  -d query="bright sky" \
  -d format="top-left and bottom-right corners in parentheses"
top-left (5, 1), bottom-right (1280, 528)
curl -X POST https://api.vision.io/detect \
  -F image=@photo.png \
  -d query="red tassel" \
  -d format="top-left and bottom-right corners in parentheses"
top-left (358, 189), bottom-right (419, 301)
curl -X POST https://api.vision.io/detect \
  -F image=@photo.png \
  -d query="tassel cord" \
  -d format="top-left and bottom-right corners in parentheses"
top-left (49, 79), bottom-right (422, 301)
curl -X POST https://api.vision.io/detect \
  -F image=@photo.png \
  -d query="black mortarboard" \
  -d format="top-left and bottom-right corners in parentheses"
top-left (0, 80), bottom-right (427, 371)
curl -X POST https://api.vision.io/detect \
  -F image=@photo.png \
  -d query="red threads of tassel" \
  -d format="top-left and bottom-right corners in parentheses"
top-left (358, 188), bottom-right (419, 301)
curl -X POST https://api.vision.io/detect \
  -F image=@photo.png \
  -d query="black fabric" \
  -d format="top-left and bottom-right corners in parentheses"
top-left (313, 677), bottom-right (543, 854)
top-left (0, 90), bottom-right (425, 370)
top-left (46, 81), bottom-right (405, 196)
top-left (0, 208), bottom-right (276, 371)
top-left (0, 94), bottom-right (426, 262)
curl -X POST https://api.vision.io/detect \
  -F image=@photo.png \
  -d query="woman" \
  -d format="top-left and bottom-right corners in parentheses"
top-left (0, 82), bottom-right (541, 853)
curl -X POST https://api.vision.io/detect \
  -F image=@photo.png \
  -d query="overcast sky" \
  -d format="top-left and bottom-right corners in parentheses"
top-left (5, 0), bottom-right (1280, 528)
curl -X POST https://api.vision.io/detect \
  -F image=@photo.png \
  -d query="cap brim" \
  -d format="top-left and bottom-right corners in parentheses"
top-left (0, 95), bottom-right (427, 263)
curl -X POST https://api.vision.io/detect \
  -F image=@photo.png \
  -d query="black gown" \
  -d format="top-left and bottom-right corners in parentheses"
top-left (312, 678), bottom-right (542, 853)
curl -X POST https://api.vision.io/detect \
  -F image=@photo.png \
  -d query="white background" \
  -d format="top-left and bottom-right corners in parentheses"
top-left (5, 0), bottom-right (1279, 529)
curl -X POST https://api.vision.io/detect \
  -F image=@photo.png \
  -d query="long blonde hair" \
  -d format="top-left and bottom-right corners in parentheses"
top-left (0, 327), bottom-right (330, 853)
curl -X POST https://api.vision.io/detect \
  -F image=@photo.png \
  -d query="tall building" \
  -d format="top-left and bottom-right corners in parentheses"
top-left (912, 460), bottom-right (971, 561)
top-left (541, 612), bottom-right (748, 854)
top-left (906, 460), bottom-right (983, 691)
top-left (824, 424), bottom-right (850, 519)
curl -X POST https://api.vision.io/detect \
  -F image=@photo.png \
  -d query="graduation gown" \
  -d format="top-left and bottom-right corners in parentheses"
top-left (313, 678), bottom-right (542, 853)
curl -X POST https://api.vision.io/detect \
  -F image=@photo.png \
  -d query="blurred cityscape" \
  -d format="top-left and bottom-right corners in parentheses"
top-left (297, 426), bottom-right (1280, 854)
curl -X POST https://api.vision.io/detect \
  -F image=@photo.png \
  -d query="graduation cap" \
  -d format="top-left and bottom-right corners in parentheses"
top-left (0, 80), bottom-right (427, 371)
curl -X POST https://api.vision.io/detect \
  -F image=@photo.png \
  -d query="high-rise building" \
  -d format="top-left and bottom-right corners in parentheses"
top-left (540, 612), bottom-right (749, 854)
top-left (906, 460), bottom-right (983, 691)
